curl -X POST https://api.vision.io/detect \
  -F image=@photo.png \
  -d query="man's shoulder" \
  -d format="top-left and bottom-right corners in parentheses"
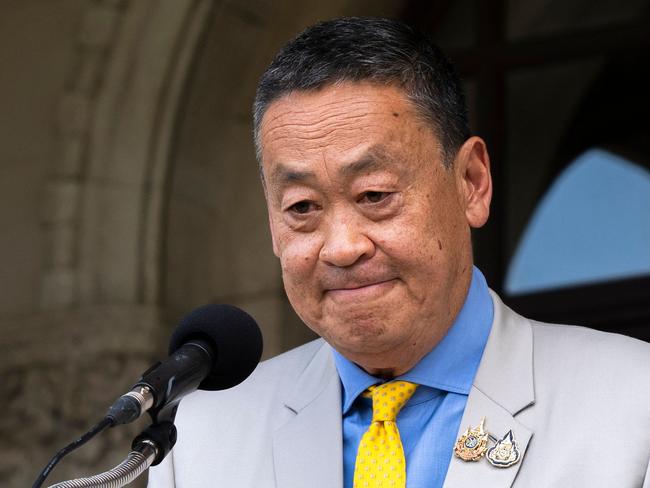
top-left (493, 293), bottom-right (649, 378)
top-left (524, 315), bottom-right (650, 406)
top-left (151, 342), bottom-right (334, 486)
top-left (177, 338), bottom-right (329, 415)
top-left (492, 295), bottom-right (649, 411)
top-left (530, 318), bottom-right (650, 372)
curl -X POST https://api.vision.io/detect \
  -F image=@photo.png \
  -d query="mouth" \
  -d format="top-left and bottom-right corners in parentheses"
top-left (325, 278), bottom-right (398, 302)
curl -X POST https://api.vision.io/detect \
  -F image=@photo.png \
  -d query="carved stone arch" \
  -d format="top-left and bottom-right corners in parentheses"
top-left (44, 0), bottom-right (213, 309)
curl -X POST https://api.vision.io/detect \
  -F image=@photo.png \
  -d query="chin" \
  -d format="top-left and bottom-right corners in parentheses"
top-left (325, 298), bottom-right (397, 321)
top-left (301, 300), bottom-right (408, 344)
top-left (325, 319), bottom-right (399, 354)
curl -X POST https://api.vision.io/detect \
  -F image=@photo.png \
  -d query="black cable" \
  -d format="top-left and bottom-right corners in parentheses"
top-left (32, 416), bottom-right (114, 488)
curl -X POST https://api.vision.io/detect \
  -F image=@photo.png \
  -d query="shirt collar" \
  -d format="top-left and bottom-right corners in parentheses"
top-left (333, 266), bottom-right (494, 413)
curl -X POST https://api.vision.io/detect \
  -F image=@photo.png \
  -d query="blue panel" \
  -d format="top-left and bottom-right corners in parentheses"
top-left (505, 148), bottom-right (650, 294)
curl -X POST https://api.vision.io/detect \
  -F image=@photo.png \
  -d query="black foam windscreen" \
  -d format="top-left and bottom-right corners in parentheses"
top-left (169, 304), bottom-right (263, 391)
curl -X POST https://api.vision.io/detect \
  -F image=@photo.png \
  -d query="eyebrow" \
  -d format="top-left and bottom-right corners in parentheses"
top-left (340, 146), bottom-right (394, 176)
top-left (270, 165), bottom-right (317, 186)
top-left (269, 144), bottom-right (395, 187)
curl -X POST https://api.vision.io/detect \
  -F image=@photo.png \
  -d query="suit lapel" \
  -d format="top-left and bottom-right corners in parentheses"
top-left (443, 386), bottom-right (533, 487)
top-left (444, 293), bottom-right (536, 488)
top-left (273, 342), bottom-right (343, 488)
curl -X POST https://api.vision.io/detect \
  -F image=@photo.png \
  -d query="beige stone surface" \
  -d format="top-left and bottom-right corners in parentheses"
top-left (0, 0), bottom-right (83, 317)
top-left (0, 305), bottom-right (165, 488)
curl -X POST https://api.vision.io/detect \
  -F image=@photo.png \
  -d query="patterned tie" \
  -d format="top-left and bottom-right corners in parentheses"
top-left (353, 381), bottom-right (418, 488)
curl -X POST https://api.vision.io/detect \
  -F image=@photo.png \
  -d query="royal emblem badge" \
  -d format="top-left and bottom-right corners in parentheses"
top-left (454, 417), bottom-right (488, 461)
top-left (486, 430), bottom-right (521, 468)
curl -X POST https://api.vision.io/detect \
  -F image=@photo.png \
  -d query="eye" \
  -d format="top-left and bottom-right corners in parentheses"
top-left (288, 200), bottom-right (316, 214)
top-left (360, 191), bottom-right (391, 204)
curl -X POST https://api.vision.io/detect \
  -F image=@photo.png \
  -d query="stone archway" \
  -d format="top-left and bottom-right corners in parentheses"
top-left (44, 0), bottom-right (213, 309)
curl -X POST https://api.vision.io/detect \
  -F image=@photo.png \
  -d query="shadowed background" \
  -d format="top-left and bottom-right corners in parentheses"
top-left (1, 1), bottom-right (648, 486)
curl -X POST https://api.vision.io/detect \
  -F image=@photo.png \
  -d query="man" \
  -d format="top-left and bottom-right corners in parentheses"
top-left (148, 17), bottom-right (650, 487)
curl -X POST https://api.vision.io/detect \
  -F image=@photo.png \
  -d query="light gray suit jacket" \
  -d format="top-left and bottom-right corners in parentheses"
top-left (148, 293), bottom-right (650, 487)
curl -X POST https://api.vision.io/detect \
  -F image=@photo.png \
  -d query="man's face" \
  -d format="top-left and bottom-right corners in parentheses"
top-left (259, 82), bottom-right (484, 374)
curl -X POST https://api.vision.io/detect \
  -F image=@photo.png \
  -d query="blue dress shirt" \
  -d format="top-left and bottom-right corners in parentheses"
top-left (333, 266), bottom-right (494, 488)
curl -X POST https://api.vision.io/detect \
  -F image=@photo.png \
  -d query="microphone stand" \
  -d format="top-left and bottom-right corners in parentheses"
top-left (47, 411), bottom-right (178, 487)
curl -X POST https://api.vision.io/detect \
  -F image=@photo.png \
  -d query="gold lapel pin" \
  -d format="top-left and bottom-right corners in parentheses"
top-left (454, 417), bottom-right (488, 461)
top-left (486, 430), bottom-right (521, 468)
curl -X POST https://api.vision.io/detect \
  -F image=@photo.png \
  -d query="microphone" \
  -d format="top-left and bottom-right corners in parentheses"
top-left (106, 304), bottom-right (263, 425)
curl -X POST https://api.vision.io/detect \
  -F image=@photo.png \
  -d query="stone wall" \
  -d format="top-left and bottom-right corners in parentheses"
top-left (0, 306), bottom-right (165, 486)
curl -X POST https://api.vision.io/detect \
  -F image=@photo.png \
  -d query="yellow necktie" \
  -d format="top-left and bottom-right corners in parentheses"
top-left (353, 381), bottom-right (418, 488)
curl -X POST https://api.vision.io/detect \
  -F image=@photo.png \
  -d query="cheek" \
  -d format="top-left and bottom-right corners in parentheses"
top-left (277, 236), bottom-right (326, 324)
top-left (373, 212), bottom-right (437, 260)
top-left (370, 208), bottom-right (463, 285)
top-left (277, 233), bottom-right (321, 288)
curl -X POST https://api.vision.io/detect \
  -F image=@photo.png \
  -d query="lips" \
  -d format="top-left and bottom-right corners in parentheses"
top-left (324, 278), bottom-right (398, 302)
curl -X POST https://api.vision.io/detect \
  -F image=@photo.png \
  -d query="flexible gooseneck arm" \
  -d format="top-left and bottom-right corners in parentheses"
top-left (46, 441), bottom-right (157, 488)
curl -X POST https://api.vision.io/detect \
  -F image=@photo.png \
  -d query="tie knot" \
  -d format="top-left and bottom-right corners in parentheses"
top-left (366, 380), bottom-right (418, 422)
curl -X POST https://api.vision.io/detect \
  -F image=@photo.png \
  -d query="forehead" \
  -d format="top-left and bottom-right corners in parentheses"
top-left (259, 82), bottom-right (437, 180)
top-left (261, 82), bottom-right (417, 140)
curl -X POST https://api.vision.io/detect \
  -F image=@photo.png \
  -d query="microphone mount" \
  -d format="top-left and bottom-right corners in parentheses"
top-left (106, 338), bottom-right (215, 425)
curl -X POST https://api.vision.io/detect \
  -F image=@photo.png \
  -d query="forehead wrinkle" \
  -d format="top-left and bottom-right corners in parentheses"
top-left (264, 94), bottom-right (377, 124)
top-left (262, 95), bottom-right (394, 141)
top-left (263, 113), bottom-right (375, 147)
top-left (263, 122), bottom-right (369, 149)
top-left (264, 100), bottom-right (368, 126)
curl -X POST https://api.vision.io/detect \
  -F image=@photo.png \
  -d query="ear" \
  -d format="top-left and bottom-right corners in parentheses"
top-left (455, 136), bottom-right (492, 228)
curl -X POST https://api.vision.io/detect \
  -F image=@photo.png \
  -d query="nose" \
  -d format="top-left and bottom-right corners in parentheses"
top-left (319, 215), bottom-right (375, 267)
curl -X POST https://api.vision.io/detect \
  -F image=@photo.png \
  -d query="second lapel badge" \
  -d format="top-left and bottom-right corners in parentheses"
top-left (486, 430), bottom-right (521, 468)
